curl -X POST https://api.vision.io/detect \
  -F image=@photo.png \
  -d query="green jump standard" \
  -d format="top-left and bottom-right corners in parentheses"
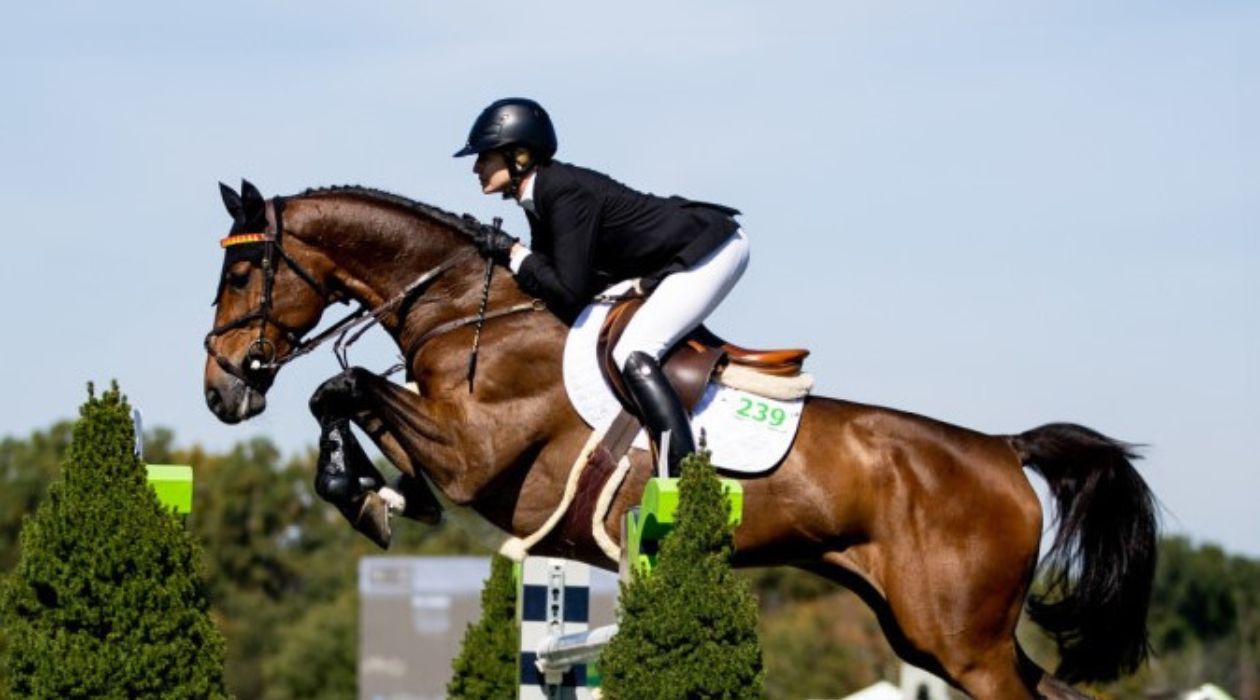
top-left (622, 477), bottom-right (744, 577)
top-left (145, 464), bottom-right (193, 515)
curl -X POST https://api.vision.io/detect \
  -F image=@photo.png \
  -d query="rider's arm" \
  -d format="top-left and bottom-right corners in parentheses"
top-left (513, 181), bottom-right (600, 317)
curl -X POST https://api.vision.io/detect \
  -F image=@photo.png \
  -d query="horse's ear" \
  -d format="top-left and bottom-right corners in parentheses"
top-left (240, 179), bottom-right (266, 228)
top-left (240, 179), bottom-right (264, 208)
top-left (219, 182), bottom-right (243, 222)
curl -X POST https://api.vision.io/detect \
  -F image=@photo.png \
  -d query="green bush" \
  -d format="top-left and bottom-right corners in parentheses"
top-left (601, 451), bottom-right (764, 699)
top-left (447, 554), bottom-right (519, 699)
top-left (0, 384), bottom-right (227, 699)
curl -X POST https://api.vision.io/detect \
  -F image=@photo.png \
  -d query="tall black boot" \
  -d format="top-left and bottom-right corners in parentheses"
top-left (621, 351), bottom-right (696, 478)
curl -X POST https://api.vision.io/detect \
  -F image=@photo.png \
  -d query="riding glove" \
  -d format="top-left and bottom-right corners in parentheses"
top-left (470, 223), bottom-right (517, 265)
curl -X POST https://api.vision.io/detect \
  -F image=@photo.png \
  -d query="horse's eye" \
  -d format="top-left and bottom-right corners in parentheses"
top-left (225, 268), bottom-right (251, 289)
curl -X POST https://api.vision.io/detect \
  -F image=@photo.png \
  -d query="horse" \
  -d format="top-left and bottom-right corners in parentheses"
top-left (203, 181), bottom-right (1157, 700)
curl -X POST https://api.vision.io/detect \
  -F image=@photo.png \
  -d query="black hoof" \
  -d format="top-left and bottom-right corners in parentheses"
top-left (340, 492), bottom-right (393, 550)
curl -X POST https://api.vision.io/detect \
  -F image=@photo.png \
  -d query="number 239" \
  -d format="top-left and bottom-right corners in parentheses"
top-left (736, 399), bottom-right (786, 427)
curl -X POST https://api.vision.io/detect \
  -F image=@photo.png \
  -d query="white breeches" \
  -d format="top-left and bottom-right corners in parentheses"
top-left (612, 229), bottom-right (750, 368)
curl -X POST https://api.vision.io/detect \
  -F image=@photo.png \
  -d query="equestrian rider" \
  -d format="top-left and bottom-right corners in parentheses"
top-left (454, 97), bottom-right (749, 477)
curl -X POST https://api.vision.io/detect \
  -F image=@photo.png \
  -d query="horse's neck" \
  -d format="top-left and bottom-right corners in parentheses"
top-left (293, 196), bottom-right (582, 539)
top-left (291, 196), bottom-right (563, 375)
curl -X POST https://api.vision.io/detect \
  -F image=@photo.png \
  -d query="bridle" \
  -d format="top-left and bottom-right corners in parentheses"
top-left (204, 198), bottom-right (543, 390)
top-left (204, 197), bottom-right (323, 385)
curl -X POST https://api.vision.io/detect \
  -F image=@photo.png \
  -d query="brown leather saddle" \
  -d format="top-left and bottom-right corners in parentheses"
top-left (595, 296), bottom-right (810, 415)
top-left (530, 298), bottom-right (811, 563)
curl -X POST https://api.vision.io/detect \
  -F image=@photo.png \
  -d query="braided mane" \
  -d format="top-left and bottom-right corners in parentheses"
top-left (297, 185), bottom-right (479, 235)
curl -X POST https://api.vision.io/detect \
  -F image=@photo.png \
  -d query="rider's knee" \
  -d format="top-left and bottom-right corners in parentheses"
top-left (613, 341), bottom-right (665, 371)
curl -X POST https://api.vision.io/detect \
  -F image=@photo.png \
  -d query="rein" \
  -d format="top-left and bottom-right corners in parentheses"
top-left (206, 199), bottom-right (544, 387)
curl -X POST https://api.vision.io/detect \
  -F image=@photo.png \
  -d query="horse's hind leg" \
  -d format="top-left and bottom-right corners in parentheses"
top-left (808, 547), bottom-right (1043, 700)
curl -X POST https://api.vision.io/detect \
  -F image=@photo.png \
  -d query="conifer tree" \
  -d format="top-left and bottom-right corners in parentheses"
top-left (601, 451), bottom-right (764, 699)
top-left (447, 554), bottom-right (518, 699)
top-left (0, 383), bottom-right (227, 699)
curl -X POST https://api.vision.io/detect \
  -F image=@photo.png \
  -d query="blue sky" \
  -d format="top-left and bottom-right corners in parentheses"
top-left (1, 2), bottom-right (1255, 555)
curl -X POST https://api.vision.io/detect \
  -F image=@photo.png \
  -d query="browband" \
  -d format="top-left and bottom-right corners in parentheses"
top-left (220, 232), bottom-right (271, 248)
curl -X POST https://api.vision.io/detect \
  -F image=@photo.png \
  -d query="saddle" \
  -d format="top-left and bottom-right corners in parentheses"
top-left (595, 296), bottom-right (810, 416)
top-left (528, 298), bottom-right (812, 560)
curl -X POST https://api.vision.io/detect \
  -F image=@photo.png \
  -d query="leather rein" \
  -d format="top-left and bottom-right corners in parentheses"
top-left (204, 198), bottom-right (543, 390)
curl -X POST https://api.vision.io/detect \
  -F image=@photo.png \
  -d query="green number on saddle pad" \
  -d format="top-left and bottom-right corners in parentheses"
top-left (736, 398), bottom-right (786, 426)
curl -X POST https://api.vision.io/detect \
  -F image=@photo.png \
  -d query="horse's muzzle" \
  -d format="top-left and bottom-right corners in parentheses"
top-left (205, 376), bottom-right (267, 424)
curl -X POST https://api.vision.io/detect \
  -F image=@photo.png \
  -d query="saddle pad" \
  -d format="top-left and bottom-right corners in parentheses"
top-left (563, 281), bottom-right (804, 474)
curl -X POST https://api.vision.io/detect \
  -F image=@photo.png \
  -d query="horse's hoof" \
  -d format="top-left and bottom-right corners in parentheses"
top-left (353, 491), bottom-right (394, 550)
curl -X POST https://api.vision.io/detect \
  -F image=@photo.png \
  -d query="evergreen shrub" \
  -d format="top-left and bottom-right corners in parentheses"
top-left (601, 451), bottom-right (764, 699)
top-left (447, 554), bottom-right (518, 699)
top-left (0, 384), bottom-right (227, 699)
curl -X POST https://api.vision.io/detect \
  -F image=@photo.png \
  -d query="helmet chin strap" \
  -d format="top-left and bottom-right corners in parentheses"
top-left (500, 174), bottom-right (521, 200)
top-left (499, 147), bottom-right (533, 200)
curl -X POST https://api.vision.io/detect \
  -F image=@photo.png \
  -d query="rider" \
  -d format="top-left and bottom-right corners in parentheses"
top-left (454, 97), bottom-right (749, 477)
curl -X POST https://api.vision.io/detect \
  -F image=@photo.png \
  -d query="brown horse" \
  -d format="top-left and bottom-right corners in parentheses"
top-left (203, 181), bottom-right (1157, 699)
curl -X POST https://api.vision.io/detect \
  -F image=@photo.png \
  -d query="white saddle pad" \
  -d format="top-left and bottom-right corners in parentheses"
top-left (562, 281), bottom-right (805, 474)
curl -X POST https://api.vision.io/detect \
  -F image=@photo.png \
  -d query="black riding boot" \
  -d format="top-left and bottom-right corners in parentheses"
top-left (621, 351), bottom-right (696, 478)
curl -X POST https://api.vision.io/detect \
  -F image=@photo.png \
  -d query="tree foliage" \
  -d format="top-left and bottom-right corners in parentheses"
top-left (601, 451), bottom-right (764, 699)
top-left (172, 437), bottom-right (481, 698)
top-left (0, 384), bottom-right (227, 699)
top-left (260, 587), bottom-right (359, 700)
top-left (0, 421), bottom-right (71, 572)
top-left (447, 555), bottom-right (519, 699)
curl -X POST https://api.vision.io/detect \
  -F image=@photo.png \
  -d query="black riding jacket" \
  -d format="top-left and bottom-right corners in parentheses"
top-left (515, 161), bottom-right (739, 322)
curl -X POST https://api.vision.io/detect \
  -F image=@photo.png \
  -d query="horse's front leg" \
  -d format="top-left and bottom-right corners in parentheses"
top-left (308, 367), bottom-right (445, 548)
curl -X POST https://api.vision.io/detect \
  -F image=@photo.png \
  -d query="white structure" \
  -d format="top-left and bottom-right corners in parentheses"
top-left (1184, 684), bottom-right (1236, 700)
top-left (836, 664), bottom-right (949, 700)
top-left (831, 680), bottom-right (901, 700)
top-left (519, 557), bottom-right (620, 700)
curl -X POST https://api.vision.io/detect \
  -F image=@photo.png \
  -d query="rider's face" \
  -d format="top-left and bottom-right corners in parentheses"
top-left (473, 151), bottom-right (511, 195)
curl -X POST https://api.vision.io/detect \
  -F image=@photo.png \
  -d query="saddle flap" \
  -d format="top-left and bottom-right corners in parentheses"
top-left (596, 297), bottom-right (724, 414)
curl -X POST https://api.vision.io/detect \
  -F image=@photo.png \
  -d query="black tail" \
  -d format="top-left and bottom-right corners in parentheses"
top-left (1012, 422), bottom-right (1158, 683)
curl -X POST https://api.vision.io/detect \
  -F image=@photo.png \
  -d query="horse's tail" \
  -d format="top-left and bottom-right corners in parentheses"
top-left (1010, 422), bottom-right (1158, 683)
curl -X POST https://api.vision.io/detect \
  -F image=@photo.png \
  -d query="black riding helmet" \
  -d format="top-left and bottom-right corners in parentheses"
top-left (453, 98), bottom-right (557, 162)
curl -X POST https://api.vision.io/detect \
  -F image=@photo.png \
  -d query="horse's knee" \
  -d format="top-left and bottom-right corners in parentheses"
top-left (309, 367), bottom-right (373, 422)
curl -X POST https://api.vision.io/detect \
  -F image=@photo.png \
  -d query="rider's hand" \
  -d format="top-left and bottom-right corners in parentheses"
top-left (467, 219), bottom-right (518, 265)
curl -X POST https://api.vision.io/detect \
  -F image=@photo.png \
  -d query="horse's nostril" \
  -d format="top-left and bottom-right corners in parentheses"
top-left (206, 388), bottom-right (222, 412)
